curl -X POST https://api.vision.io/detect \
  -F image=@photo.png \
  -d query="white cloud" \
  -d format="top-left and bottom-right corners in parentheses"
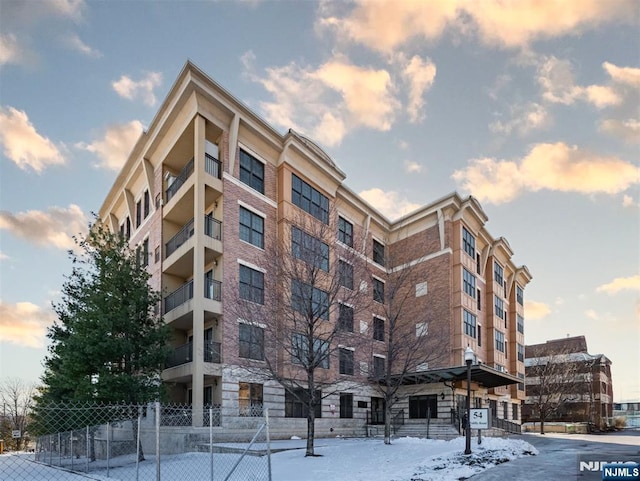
top-left (585, 309), bottom-right (598, 320)
top-left (112, 72), bottom-right (163, 106)
top-left (0, 204), bottom-right (89, 250)
top-left (596, 275), bottom-right (640, 295)
top-left (623, 195), bottom-right (639, 208)
top-left (0, 34), bottom-right (25, 66)
top-left (358, 188), bottom-right (421, 220)
top-left (584, 85), bottom-right (622, 109)
top-left (404, 160), bottom-right (423, 174)
top-left (599, 119), bottom-right (640, 144)
top-left (490, 102), bottom-right (549, 136)
top-left (44, 0), bottom-right (85, 21)
top-left (0, 251), bottom-right (9, 261)
top-left (524, 300), bottom-right (551, 320)
top-left (603, 62), bottom-right (640, 88)
top-left (452, 142), bottom-right (640, 204)
top-left (0, 300), bottom-right (56, 348)
top-left (76, 120), bottom-right (144, 171)
top-left (62, 33), bottom-right (101, 58)
top-left (0, 106), bottom-right (66, 172)
top-left (400, 55), bottom-right (436, 122)
top-left (536, 56), bottom-right (584, 105)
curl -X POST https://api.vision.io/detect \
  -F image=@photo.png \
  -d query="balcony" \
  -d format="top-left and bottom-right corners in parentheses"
top-left (166, 219), bottom-right (195, 258)
top-left (205, 153), bottom-right (221, 179)
top-left (166, 158), bottom-right (194, 203)
top-left (205, 278), bottom-right (222, 302)
top-left (204, 341), bottom-right (221, 363)
top-left (165, 280), bottom-right (194, 313)
top-left (166, 340), bottom-right (221, 368)
top-left (205, 215), bottom-right (222, 240)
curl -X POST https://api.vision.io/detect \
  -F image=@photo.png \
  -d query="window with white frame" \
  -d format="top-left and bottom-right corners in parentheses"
top-left (239, 149), bottom-right (265, 194)
top-left (239, 265), bottom-right (264, 304)
top-left (239, 323), bottom-right (264, 360)
top-left (338, 216), bottom-right (353, 247)
top-left (239, 206), bottom-right (264, 248)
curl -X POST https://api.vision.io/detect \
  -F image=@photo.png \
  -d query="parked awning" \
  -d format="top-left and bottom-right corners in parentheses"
top-left (384, 364), bottom-right (520, 389)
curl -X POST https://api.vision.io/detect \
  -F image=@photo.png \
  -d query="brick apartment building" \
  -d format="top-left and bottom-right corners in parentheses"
top-left (98, 60), bottom-right (532, 437)
top-left (523, 335), bottom-right (613, 427)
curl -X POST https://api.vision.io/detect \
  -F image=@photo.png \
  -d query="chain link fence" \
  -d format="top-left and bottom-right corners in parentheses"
top-left (0, 402), bottom-right (272, 481)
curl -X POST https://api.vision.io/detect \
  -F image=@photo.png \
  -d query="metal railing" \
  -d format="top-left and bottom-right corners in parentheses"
top-left (204, 278), bottom-right (222, 301)
top-left (205, 153), bottom-right (221, 179)
top-left (204, 341), bottom-right (221, 363)
top-left (204, 215), bottom-right (222, 240)
top-left (165, 219), bottom-right (195, 257)
top-left (492, 416), bottom-right (522, 433)
top-left (165, 158), bottom-right (194, 202)
top-left (166, 342), bottom-right (193, 368)
top-left (164, 280), bottom-right (194, 313)
top-left (391, 409), bottom-right (405, 434)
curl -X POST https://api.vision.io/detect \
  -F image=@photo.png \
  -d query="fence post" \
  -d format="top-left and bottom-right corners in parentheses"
top-left (86, 426), bottom-right (89, 473)
top-left (70, 431), bottom-right (74, 471)
top-left (136, 413), bottom-right (141, 481)
top-left (106, 422), bottom-right (110, 478)
top-left (49, 434), bottom-right (52, 465)
top-left (266, 408), bottom-right (272, 481)
top-left (156, 401), bottom-right (161, 481)
top-left (209, 406), bottom-right (214, 481)
top-left (58, 432), bottom-right (61, 466)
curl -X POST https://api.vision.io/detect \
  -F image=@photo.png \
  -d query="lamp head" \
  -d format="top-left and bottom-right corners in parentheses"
top-left (464, 346), bottom-right (475, 363)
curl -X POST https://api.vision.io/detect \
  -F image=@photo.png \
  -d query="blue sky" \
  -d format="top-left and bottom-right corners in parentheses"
top-left (0, 0), bottom-right (638, 402)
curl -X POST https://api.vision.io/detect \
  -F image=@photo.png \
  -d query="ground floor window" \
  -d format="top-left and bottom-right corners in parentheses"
top-left (340, 393), bottom-right (353, 418)
top-left (512, 403), bottom-right (519, 421)
top-left (285, 388), bottom-right (321, 418)
top-left (502, 401), bottom-right (509, 420)
top-left (239, 382), bottom-right (263, 416)
top-left (409, 395), bottom-right (438, 419)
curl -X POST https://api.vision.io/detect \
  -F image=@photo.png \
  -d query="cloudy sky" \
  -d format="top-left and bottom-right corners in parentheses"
top-left (0, 1), bottom-right (638, 401)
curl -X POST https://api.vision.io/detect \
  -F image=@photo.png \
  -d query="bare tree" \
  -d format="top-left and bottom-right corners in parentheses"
top-left (367, 235), bottom-right (448, 444)
top-left (525, 349), bottom-right (587, 434)
top-left (0, 378), bottom-right (36, 451)
top-left (229, 208), bottom-right (370, 456)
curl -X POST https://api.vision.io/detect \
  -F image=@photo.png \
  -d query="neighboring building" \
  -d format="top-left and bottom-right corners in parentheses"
top-left (523, 336), bottom-right (613, 427)
top-left (98, 60), bottom-right (532, 438)
top-left (613, 402), bottom-right (640, 428)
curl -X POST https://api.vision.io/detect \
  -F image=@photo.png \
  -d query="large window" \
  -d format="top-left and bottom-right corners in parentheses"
top-left (494, 296), bottom-right (504, 320)
top-left (517, 343), bottom-right (525, 362)
top-left (518, 372), bottom-right (525, 391)
top-left (463, 268), bottom-right (476, 298)
top-left (291, 280), bottom-right (329, 320)
top-left (516, 285), bottom-right (524, 305)
top-left (240, 149), bottom-right (265, 194)
top-left (137, 238), bottom-right (149, 267)
top-left (291, 333), bottom-right (329, 368)
top-left (372, 356), bottom-right (385, 377)
top-left (239, 265), bottom-right (264, 304)
top-left (291, 226), bottom-right (329, 271)
top-left (495, 330), bottom-right (505, 353)
top-left (338, 260), bottom-right (354, 290)
top-left (373, 239), bottom-right (385, 266)
top-left (240, 207), bottom-right (264, 248)
top-left (338, 304), bottom-right (354, 332)
top-left (292, 174), bottom-right (329, 224)
top-left (373, 316), bottom-right (385, 341)
top-left (338, 217), bottom-right (353, 247)
top-left (373, 278), bottom-right (385, 303)
top-left (494, 261), bottom-right (504, 286)
top-left (143, 190), bottom-right (150, 218)
top-left (339, 393), bottom-right (353, 418)
top-left (339, 348), bottom-right (354, 375)
top-left (239, 324), bottom-right (264, 360)
top-left (463, 227), bottom-right (475, 258)
top-left (285, 388), bottom-right (321, 418)
top-left (517, 314), bottom-right (524, 334)
top-left (463, 310), bottom-right (477, 338)
top-left (238, 382), bottom-right (263, 416)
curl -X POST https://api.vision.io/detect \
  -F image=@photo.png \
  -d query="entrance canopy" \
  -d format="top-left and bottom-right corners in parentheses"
top-left (386, 364), bottom-right (520, 389)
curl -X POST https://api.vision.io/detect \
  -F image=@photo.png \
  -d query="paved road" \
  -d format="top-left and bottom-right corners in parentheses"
top-left (471, 430), bottom-right (640, 481)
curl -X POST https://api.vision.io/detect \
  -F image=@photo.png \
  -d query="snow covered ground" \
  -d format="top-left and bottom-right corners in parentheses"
top-left (0, 435), bottom-right (537, 481)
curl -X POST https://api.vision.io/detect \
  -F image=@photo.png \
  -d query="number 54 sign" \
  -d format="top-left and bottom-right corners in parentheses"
top-left (469, 408), bottom-right (489, 429)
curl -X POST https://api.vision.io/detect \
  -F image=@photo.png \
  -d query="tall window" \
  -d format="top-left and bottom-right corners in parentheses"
top-left (338, 304), bottom-right (354, 332)
top-left (494, 261), bottom-right (504, 286)
top-left (291, 226), bottom-right (329, 271)
top-left (239, 207), bottom-right (264, 248)
top-left (495, 296), bottom-right (505, 320)
top-left (517, 343), bottom-right (525, 362)
top-left (495, 330), bottom-right (505, 353)
top-left (291, 333), bottom-right (329, 368)
top-left (373, 316), bottom-right (385, 341)
top-left (135, 199), bottom-right (142, 227)
top-left (338, 217), bottom-right (353, 247)
top-left (143, 190), bottom-right (150, 218)
top-left (238, 382), bottom-right (263, 416)
top-left (338, 260), bottom-right (354, 290)
top-left (463, 227), bottom-right (475, 258)
top-left (291, 174), bottom-right (329, 224)
top-left (516, 285), bottom-right (524, 305)
top-left (373, 239), bottom-right (385, 266)
top-left (463, 268), bottom-right (476, 298)
top-left (372, 356), bottom-right (385, 377)
top-left (373, 278), bottom-right (385, 303)
top-left (239, 324), bottom-right (264, 360)
top-left (239, 149), bottom-right (265, 194)
top-left (463, 310), bottom-right (477, 338)
top-left (285, 388), bottom-right (321, 418)
top-left (239, 265), bottom-right (264, 304)
top-left (517, 314), bottom-right (524, 334)
top-left (339, 393), bottom-right (353, 418)
top-left (291, 280), bottom-right (329, 320)
top-left (339, 348), bottom-right (354, 375)
top-left (518, 372), bottom-right (525, 391)
top-left (478, 324), bottom-right (482, 346)
top-left (137, 238), bottom-right (149, 267)
top-left (477, 289), bottom-right (482, 310)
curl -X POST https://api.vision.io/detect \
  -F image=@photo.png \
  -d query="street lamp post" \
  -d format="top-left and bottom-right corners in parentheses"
top-left (464, 346), bottom-right (474, 455)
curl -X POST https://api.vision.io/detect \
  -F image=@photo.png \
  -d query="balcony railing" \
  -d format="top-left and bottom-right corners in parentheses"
top-left (492, 416), bottom-right (522, 433)
top-left (166, 342), bottom-right (193, 368)
top-left (164, 280), bottom-right (194, 313)
top-left (204, 215), bottom-right (222, 240)
top-left (165, 158), bottom-right (194, 202)
top-left (204, 278), bottom-right (222, 301)
top-left (204, 341), bottom-right (221, 363)
top-left (205, 153), bottom-right (221, 179)
top-left (165, 219), bottom-right (195, 257)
